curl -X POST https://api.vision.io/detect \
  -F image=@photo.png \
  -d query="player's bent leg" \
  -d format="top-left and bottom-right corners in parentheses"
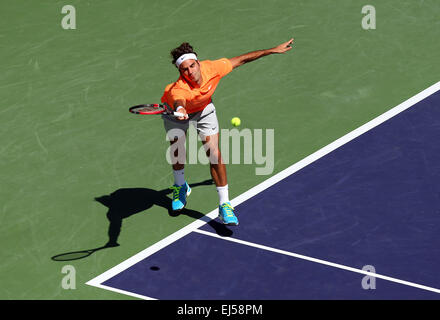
top-left (196, 104), bottom-right (238, 225)
top-left (164, 119), bottom-right (191, 211)
top-left (202, 134), bottom-right (238, 226)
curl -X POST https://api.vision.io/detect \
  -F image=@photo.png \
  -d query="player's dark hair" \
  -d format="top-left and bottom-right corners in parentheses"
top-left (170, 42), bottom-right (197, 66)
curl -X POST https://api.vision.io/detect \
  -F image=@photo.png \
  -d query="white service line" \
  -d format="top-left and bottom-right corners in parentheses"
top-left (194, 229), bottom-right (440, 294)
top-left (86, 81), bottom-right (440, 298)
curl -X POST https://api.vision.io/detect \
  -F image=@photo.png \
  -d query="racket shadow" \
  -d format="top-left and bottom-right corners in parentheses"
top-left (51, 179), bottom-right (231, 261)
top-left (51, 245), bottom-right (116, 261)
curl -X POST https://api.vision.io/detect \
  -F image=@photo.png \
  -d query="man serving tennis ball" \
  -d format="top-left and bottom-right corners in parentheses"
top-left (161, 38), bottom-right (294, 225)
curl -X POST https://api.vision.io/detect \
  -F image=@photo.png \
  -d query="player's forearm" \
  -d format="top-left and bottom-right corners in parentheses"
top-left (230, 49), bottom-right (274, 68)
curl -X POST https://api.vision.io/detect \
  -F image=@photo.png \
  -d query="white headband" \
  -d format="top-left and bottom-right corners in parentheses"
top-left (175, 53), bottom-right (198, 68)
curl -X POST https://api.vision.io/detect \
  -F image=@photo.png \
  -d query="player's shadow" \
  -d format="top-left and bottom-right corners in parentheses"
top-left (51, 179), bottom-right (232, 261)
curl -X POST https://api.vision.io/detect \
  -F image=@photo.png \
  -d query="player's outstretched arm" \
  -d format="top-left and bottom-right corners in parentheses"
top-left (229, 38), bottom-right (294, 69)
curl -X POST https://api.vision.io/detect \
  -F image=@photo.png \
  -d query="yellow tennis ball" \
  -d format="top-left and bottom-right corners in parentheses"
top-left (231, 117), bottom-right (241, 127)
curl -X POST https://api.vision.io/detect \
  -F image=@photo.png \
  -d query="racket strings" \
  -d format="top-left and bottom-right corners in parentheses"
top-left (130, 104), bottom-right (166, 115)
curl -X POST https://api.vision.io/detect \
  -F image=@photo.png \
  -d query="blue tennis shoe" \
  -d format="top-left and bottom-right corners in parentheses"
top-left (170, 182), bottom-right (191, 211)
top-left (218, 202), bottom-right (239, 226)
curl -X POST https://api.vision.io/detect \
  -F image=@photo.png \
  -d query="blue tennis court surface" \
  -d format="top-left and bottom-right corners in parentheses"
top-left (99, 90), bottom-right (440, 299)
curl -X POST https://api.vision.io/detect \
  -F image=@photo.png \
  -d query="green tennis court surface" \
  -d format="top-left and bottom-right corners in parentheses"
top-left (1, 0), bottom-right (439, 300)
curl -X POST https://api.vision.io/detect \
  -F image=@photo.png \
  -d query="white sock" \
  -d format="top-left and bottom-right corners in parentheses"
top-left (173, 169), bottom-right (185, 186)
top-left (217, 185), bottom-right (229, 205)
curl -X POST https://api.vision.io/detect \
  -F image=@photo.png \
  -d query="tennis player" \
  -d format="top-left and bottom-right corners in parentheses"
top-left (161, 39), bottom-right (294, 225)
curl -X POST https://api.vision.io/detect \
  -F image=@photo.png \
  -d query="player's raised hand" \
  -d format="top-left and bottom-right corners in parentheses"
top-left (271, 38), bottom-right (294, 54)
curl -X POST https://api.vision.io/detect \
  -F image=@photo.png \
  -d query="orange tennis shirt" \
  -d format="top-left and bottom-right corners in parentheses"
top-left (161, 58), bottom-right (233, 114)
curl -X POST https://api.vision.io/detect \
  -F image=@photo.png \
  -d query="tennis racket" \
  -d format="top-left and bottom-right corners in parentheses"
top-left (129, 103), bottom-right (186, 118)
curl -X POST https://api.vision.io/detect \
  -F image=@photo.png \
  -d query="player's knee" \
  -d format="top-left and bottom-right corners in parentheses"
top-left (208, 148), bottom-right (223, 165)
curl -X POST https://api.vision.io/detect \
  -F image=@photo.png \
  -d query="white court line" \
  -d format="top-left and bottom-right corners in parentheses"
top-left (86, 81), bottom-right (440, 298)
top-left (91, 283), bottom-right (157, 300)
top-left (194, 229), bottom-right (440, 294)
